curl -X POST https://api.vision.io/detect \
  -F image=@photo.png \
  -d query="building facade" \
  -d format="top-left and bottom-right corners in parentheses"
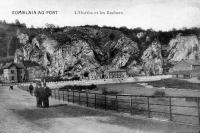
top-left (108, 70), bottom-right (127, 79)
top-left (3, 63), bottom-right (26, 83)
top-left (169, 60), bottom-right (200, 78)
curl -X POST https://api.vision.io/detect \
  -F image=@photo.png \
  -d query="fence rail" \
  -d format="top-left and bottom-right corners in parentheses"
top-left (50, 89), bottom-right (200, 126)
top-left (17, 85), bottom-right (200, 126)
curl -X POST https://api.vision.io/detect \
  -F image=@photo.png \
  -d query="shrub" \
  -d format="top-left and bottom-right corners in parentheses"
top-left (58, 84), bottom-right (97, 91)
top-left (102, 87), bottom-right (118, 95)
top-left (153, 90), bottom-right (166, 97)
top-left (89, 84), bottom-right (97, 90)
top-left (102, 87), bottom-right (108, 95)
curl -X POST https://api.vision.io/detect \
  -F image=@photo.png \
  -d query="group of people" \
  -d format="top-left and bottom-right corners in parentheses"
top-left (29, 82), bottom-right (52, 108)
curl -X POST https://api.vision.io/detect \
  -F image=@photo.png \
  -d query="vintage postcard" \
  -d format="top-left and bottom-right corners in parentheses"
top-left (0, 0), bottom-right (200, 133)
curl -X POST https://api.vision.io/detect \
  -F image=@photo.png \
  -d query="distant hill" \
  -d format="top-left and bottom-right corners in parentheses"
top-left (0, 22), bottom-right (26, 57)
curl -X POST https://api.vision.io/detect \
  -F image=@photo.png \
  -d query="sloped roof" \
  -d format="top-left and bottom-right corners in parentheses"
top-left (0, 56), bottom-right (14, 63)
top-left (15, 63), bottom-right (25, 69)
top-left (2, 62), bottom-right (25, 69)
top-left (23, 60), bottom-right (40, 67)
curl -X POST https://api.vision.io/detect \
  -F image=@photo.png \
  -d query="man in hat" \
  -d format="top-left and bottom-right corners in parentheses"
top-left (43, 82), bottom-right (51, 108)
top-left (34, 82), bottom-right (44, 107)
top-left (29, 83), bottom-right (34, 96)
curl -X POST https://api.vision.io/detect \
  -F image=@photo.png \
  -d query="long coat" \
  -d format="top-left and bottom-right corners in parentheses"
top-left (44, 87), bottom-right (52, 98)
top-left (34, 87), bottom-right (45, 98)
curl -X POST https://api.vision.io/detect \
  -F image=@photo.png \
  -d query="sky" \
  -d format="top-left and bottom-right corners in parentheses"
top-left (0, 0), bottom-right (200, 31)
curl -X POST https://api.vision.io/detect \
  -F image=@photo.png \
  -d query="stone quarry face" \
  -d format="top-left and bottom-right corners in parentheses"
top-left (14, 27), bottom-right (200, 78)
top-left (168, 35), bottom-right (200, 64)
top-left (15, 28), bottom-right (142, 78)
top-left (141, 41), bottom-right (163, 75)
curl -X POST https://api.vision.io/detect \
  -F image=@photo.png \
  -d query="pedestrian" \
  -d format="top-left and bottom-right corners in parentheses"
top-left (34, 82), bottom-right (44, 107)
top-left (43, 82), bottom-right (51, 108)
top-left (29, 83), bottom-right (34, 96)
top-left (9, 85), bottom-right (13, 90)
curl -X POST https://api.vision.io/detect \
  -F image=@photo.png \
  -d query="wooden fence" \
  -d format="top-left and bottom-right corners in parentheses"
top-left (17, 85), bottom-right (200, 126)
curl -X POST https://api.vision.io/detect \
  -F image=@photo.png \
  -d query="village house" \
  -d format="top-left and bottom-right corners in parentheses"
top-left (88, 70), bottom-right (104, 80)
top-left (2, 62), bottom-right (26, 83)
top-left (169, 60), bottom-right (200, 78)
top-left (107, 69), bottom-right (127, 79)
top-left (89, 71), bottom-right (98, 80)
top-left (15, 53), bottom-right (46, 81)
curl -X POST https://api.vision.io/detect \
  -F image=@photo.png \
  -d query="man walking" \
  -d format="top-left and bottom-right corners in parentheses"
top-left (29, 83), bottom-right (34, 96)
top-left (34, 82), bottom-right (44, 107)
top-left (43, 82), bottom-right (51, 108)
top-left (9, 85), bottom-right (13, 90)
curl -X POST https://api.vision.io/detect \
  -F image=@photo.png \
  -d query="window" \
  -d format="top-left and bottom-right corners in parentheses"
top-left (192, 65), bottom-right (200, 70)
top-left (11, 70), bottom-right (15, 74)
top-left (11, 76), bottom-right (15, 80)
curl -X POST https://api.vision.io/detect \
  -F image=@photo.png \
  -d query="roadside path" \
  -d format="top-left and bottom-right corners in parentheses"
top-left (0, 85), bottom-right (199, 133)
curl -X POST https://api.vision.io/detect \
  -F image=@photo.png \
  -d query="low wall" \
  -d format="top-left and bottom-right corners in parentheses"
top-left (46, 75), bottom-right (173, 88)
top-left (17, 75), bottom-right (173, 88)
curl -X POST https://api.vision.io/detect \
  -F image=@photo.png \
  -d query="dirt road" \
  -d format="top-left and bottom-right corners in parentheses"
top-left (0, 85), bottom-right (199, 133)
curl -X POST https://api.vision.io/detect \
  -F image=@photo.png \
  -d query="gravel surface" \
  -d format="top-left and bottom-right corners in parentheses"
top-left (0, 85), bottom-right (199, 133)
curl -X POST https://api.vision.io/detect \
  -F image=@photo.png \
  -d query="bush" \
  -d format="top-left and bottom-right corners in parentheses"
top-left (58, 84), bottom-right (97, 91)
top-left (102, 87), bottom-right (118, 95)
top-left (102, 87), bottom-right (107, 95)
top-left (153, 90), bottom-right (166, 97)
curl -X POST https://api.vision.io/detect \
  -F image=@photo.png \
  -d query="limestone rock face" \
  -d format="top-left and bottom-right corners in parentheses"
top-left (14, 27), bottom-right (200, 78)
top-left (15, 27), bottom-right (139, 79)
top-left (142, 40), bottom-right (163, 75)
top-left (168, 35), bottom-right (200, 64)
top-left (110, 35), bottom-right (139, 70)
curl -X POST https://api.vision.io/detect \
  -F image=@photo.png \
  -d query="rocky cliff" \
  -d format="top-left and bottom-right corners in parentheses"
top-left (9, 25), bottom-right (200, 78)
top-left (168, 34), bottom-right (200, 64)
top-left (15, 27), bottom-right (141, 78)
top-left (142, 40), bottom-right (163, 75)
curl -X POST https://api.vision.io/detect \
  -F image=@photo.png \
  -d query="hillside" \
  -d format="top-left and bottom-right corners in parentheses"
top-left (1, 22), bottom-right (200, 78)
top-left (0, 22), bottom-right (26, 58)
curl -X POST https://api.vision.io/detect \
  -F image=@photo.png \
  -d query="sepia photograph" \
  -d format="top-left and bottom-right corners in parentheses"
top-left (0, 0), bottom-right (200, 132)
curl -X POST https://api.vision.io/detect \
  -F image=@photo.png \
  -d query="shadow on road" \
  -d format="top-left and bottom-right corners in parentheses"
top-left (11, 103), bottom-right (200, 133)
top-left (12, 104), bottom-right (108, 121)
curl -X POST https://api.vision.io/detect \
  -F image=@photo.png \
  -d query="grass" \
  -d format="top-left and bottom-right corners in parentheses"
top-left (147, 78), bottom-right (200, 90)
top-left (152, 90), bottom-right (166, 96)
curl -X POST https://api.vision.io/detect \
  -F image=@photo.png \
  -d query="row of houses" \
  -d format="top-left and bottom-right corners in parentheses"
top-left (0, 61), bottom-right (128, 83)
top-left (85, 69), bottom-right (127, 80)
top-left (1, 58), bottom-right (200, 83)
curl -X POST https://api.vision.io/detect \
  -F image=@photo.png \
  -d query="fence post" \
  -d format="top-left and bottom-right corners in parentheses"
top-left (169, 97), bottom-right (172, 121)
top-left (67, 89), bottom-right (69, 102)
top-left (130, 96), bottom-right (133, 114)
top-left (147, 97), bottom-right (151, 118)
top-left (72, 91), bottom-right (74, 103)
top-left (79, 91), bottom-right (81, 104)
top-left (105, 94), bottom-right (107, 110)
top-left (63, 91), bottom-right (64, 101)
top-left (116, 95), bottom-right (118, 112)
top-left (95, 94), bottom-right (96, 109)
top-left (55, 90), bottom-right (57, 99)
top-left (57, 90), bottom-right (60, 101)
top-left (86, 92), bottom-right (88, 107)
top-left (198, 97), bottom-right (200, 126)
